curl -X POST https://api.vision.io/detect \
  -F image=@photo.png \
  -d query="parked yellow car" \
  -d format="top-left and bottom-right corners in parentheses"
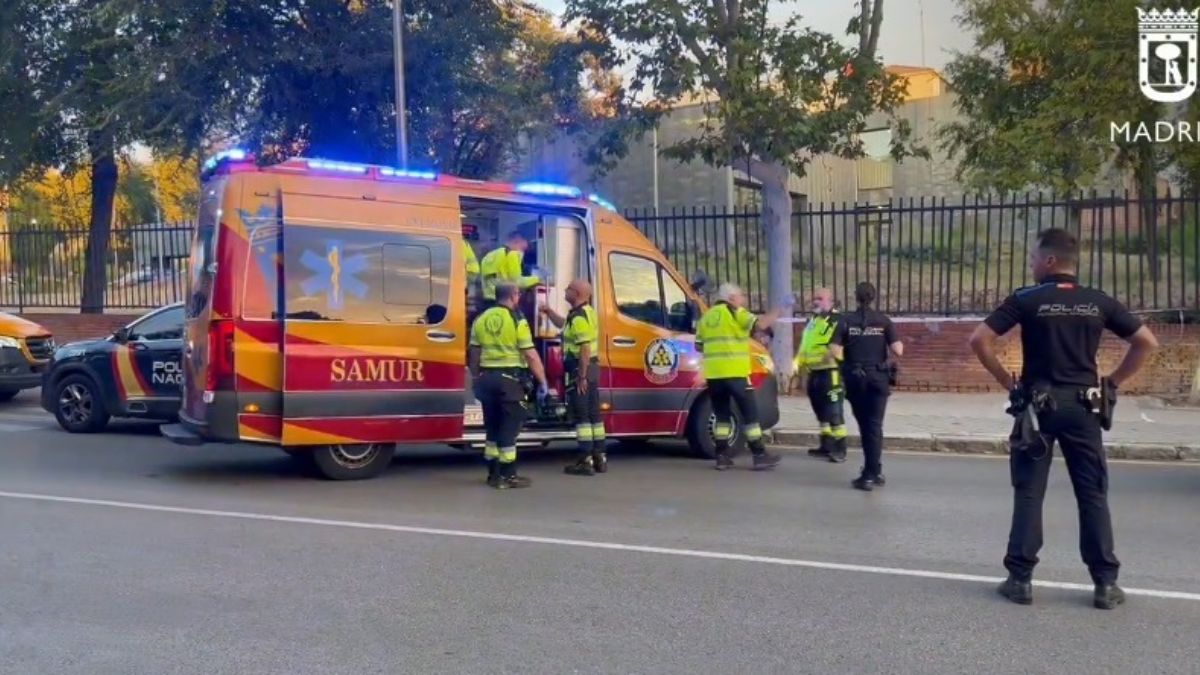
top-left (0, 312), bottom-right (55, 402)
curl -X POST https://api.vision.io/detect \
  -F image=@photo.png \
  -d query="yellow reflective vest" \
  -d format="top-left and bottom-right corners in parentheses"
top-left (696, 302), bottom-right (757, 379)
top-left (470, 306), bottom-right (535, 369)
top-left (480, 246), bottom-right (539, 300)
top-left (795, 310), bottom-right (840, 372)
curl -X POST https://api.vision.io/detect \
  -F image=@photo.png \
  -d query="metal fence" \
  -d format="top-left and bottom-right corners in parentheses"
top-left (0, 222), bottom-right (194, 311)
top-left (626, 192), bottom-right (1200, 315)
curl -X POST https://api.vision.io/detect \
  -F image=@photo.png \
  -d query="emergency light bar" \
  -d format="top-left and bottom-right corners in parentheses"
top-left (379, 167), bottom-right (437, 180)
top-left (307, 159), bottom-right (369, 174)
top-left (588, 193), bottom-right (618, 212)
top-left (514, 182), bottom-right (583, 199)
top-left (201, 148), bottom-right (250, 174)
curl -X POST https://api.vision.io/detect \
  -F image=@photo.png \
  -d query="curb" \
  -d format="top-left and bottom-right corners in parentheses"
top-left (767, 430), bottom-right (1200, 462)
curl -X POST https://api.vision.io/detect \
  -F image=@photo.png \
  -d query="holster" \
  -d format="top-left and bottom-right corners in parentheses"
top-left (1083, 378), bottom-right (1117, 431)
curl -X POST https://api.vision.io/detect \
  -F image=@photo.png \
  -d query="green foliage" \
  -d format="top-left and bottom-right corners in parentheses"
top-left (940, 0), bottom-right (1168, 194)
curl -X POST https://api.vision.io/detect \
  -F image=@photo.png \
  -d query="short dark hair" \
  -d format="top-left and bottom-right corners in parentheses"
top-left (855, 281), bottom-right (877, 308)
top-left (1036, 228), bottom-right (1078, 265)
top-left (495, 283), bottom-right (520, 304)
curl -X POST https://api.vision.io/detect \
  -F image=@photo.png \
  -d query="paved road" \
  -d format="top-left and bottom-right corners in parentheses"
top-left (1, 393), bottom-right (1199, 674)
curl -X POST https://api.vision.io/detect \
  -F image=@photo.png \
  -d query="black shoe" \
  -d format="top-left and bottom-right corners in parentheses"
top-left (807, 446), bottom-right (830, 457)
top-left (852, 475), bottom-right (876, 491)
top-left (486, 459), bottom-right (500, 487)
top-left (495, 475), bottom-right (533, 489)
top-left (828, 438), bottom-right (848, 463)
top-left (997, 576), bottom-right (1033, 605)
top-left (592, 451), bottom-right (608, 474)
top-left (1094, 584), bottom-right (1126, 610)
top-left (564, 455), bottom-right (595, 476)
top-left (752, 452), bottom-right (781, 470)
top-left (715, 454), bottom-right (734, 471)
top-left (874, 474), bottom-right (886, 486)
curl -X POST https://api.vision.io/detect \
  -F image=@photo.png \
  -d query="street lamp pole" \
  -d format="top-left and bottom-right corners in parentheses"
top-left (392, 0), bottom-right (409, 168)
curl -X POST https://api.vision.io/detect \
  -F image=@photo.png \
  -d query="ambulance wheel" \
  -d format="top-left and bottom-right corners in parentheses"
top-left (310, 443), bottom-right (396, 481)
top-left (0, 389), bottom-right (19, 403)
top-left (53, 374), bottom-right (110, 433)
top-left (685, 395), bottom-right (746, 460)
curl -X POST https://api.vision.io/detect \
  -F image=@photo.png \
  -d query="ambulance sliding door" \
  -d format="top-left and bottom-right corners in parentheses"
top-left (278, 195), bottom-right (466, 446)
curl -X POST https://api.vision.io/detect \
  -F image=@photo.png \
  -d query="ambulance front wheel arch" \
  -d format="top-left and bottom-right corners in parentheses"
top-left (685, 393), bottom-right (747, 460)
top-left (307, 443), bottom-right (396, 481)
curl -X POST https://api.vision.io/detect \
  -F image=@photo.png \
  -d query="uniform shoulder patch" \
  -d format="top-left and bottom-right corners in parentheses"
top-left (1013, 282), bottom-right (1055, 298)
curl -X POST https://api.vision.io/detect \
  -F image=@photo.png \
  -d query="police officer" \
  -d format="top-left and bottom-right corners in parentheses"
top-left (479, 231), bottom-right (540, 307)
top-left (832, 282), bottom-right (903, 491)
top-left (469, 283), bottom-right (550, 489)
top-left (969, 228), bottom-right (1158, 609)
top-left (796, 288), bottom-right (848, 463)
top-left (540, 279), bottom-right (606, 476)
top-left (695, 283), bottom-right (789, 471)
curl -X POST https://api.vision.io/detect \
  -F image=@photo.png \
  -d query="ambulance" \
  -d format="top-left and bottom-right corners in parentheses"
top-left (161, 152), bottom-right (780, 479)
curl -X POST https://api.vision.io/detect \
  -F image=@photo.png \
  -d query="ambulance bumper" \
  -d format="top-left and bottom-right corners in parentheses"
top-left (161, 422), bottom-right (206, 446)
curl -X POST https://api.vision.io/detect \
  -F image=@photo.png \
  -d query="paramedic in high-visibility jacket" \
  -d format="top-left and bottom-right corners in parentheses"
top-left (479, 231), bottom-right (540, 307)
top-left (540, 279), bottom-right (606, 476)
top-left (795, 287), bottom-right (848, 463)
top-left (694, 283), bottom-right (790, 471)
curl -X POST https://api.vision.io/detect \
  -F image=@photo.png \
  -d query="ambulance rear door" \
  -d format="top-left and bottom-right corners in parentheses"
top-left (278, 191), bottom-right (466, 446)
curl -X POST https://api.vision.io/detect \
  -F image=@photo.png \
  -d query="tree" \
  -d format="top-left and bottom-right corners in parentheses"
top-left (940, 0), bottom-right (1168, 274)
top-left (236, 0), bottom-right (626, 179)
top-left (564, 0), bottom-right (921, 378)
top-left (0, 0), bottom-right (243, 312)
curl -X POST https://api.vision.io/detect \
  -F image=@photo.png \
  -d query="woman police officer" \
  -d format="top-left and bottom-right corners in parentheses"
top-left (832, 282), bottom-right (904, 491)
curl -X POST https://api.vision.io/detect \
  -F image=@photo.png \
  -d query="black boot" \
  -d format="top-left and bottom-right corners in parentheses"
top-left (495, 462), bottom-right (532, 489)
top-left (828, 437), bottom-right (848, 463)
top-left (997, 575), bottom-right (1033, 605)
top-left (486, 459), bottom-right (500, 487)
top-left (564, 453), bottom-right (595, 476)
top-left (1094, 583), bottom-right (1126, 610)
top-left (807, 435), bottom-right (832, 457)
top-left (751, 450), bottom-right (782, 470)
top-left (852, 472), bottom-right (876, 491)
top-left (592, 448), bottom-right (608, 474)
top-left (714, 442), bottom-right (734, 470)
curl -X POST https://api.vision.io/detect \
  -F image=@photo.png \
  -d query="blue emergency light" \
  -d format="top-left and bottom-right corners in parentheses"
top-left (307, 159), bottom-right (370, 174)
top-left (588, 194), bottom-right (618, 212)
top-left (202, 148), bottom-right (249, 173)
top-left (380, 167), bottom-right (438, 180)
top-left (514, 182), bottom-right (583, 199)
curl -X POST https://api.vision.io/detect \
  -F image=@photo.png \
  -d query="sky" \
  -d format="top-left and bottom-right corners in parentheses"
top-left (531, 0), bottom-right (974, 70)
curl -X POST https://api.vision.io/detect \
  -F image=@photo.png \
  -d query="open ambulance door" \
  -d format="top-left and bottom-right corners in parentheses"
top-left (278, 194), bottom-right (466, 447)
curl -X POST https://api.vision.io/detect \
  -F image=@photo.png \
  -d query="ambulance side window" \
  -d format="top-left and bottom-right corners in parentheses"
top-left (609, 252), bottom-right (695, 334)
top-left (382, 235), bottom-right (451, 325)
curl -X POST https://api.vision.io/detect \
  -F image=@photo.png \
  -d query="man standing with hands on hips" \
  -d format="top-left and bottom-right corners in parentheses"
top-left (969, 228), bottom-right (1158, 609)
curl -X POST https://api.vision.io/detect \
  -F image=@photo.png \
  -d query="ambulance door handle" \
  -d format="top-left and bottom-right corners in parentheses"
top-left (425, 330), bottom-right (457, 343)
top-left (612, 337), bottom-right (637, 348)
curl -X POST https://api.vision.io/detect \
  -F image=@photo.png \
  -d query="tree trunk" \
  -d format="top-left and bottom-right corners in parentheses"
top-left (81, 135), bottom-right (118, 314)
top-left (749, 159), bottom-right (795, 384)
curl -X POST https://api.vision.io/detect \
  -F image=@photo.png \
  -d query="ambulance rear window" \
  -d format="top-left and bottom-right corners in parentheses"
top-left (186, 181), bottom-right (224, 318)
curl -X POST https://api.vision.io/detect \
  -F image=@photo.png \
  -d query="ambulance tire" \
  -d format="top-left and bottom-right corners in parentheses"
top-left (310, 443), bottom-right (396, 481)
top-left (53, 374), bottom-right (110, 433)
top-left (0, 389), bottom-right (19, 403)
top-left (685, 395), bottom-right (747, 460)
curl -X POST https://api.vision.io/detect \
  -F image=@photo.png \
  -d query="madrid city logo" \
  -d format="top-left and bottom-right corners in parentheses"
top-left (1138, 8), bottom-right (1200, 103)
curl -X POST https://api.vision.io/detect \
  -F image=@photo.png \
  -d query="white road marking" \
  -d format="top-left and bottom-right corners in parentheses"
top-left (2, 490), bottom-right (1198, 603)
top-left (1140, 413), bottom-right (1156, 423)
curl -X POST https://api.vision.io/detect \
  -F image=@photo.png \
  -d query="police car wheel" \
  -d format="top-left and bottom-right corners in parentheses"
top-left (685, 395), bottom-right (746, 460)
top-left (53, 375), bottom-right (110, 433)
top-left (310, 443), bottom-right (396, 481)
top-left (0, 389), bottom-right (18, 403)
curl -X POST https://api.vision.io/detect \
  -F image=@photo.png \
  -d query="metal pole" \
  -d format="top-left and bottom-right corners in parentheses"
top-left (919, 0), bottom-right (927, 67)
top-left (392, 0), bottom-right (409, 168)
top-left (652, 126), bottom-right (661, 214)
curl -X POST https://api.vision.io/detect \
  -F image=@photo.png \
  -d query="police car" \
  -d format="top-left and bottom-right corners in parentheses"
top-left (42, 303), bottom-right (184, 433)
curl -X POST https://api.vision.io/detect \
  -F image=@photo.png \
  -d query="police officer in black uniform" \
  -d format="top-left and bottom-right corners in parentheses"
top-left (969, 228), bottom-right (1159, 610)
top-left (832, 282), bottom-right (903, 492)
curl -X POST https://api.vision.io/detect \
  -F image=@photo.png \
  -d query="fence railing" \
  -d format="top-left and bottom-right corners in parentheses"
top-left (626, 192), bottom-right (1200, 315)
top-left (0, 222), bottom-right (194, 311)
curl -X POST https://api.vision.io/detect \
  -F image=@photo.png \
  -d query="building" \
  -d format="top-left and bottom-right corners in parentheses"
top-left (512, 66), bottom-right (968, 212)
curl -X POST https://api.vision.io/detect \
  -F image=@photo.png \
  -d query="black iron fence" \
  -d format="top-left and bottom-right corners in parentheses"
top-left (0, 221), bottom-right (194, 311)
top-left (626, 192), bottom-right (1200, 315)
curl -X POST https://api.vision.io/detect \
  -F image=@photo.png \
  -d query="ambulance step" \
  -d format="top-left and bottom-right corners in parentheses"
top-left (160, 423), bottom-right (205, 446)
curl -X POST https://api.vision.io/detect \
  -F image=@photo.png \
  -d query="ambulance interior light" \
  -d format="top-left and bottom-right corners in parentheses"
top-left (514, 182), bottom-right (583, 199)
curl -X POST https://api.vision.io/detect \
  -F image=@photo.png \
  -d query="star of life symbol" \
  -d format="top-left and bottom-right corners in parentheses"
top-left (1139, 8), bottom-right (1200, 103)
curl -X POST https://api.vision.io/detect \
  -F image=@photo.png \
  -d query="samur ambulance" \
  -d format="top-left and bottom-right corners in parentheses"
top-left (161, 152), bottom-right (780, 479)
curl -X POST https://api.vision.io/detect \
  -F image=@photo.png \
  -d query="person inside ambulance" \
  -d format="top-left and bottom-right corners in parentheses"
top-left (539, 278), bottom-right (607, 476)
top-left (479, 231), bottom-right (541, 308)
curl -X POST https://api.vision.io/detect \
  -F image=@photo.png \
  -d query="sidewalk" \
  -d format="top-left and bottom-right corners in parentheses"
top-left (768, 393), bottom-right (1200, 461)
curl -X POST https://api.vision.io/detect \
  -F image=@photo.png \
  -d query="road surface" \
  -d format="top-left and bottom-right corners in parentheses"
top-left (1, 393), bottom-right (1198, 674)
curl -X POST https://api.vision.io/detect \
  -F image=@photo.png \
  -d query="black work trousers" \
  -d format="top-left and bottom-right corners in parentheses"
top-left (1005, 389), bottom-right (1119, 585)
top-left (477, 369), bottom-right (529, 463)
top-left (566, 359), bottom-right (604, 452)
top-left (806, 368), bottom-right (845, 430)
top-left (844, 365), bottom-right (890, 477)
top-left (708, 377), bottom-right (765, 453)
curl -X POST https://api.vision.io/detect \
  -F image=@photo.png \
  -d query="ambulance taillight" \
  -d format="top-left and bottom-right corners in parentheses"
top-left (206, 319), bottom-right (236, 393)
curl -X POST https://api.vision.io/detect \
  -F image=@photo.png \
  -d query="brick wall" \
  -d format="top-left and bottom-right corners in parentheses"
top-left (793, 318), bottom-right (1200, 395)
top-left (17, 313), bottom-right (141, 344)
